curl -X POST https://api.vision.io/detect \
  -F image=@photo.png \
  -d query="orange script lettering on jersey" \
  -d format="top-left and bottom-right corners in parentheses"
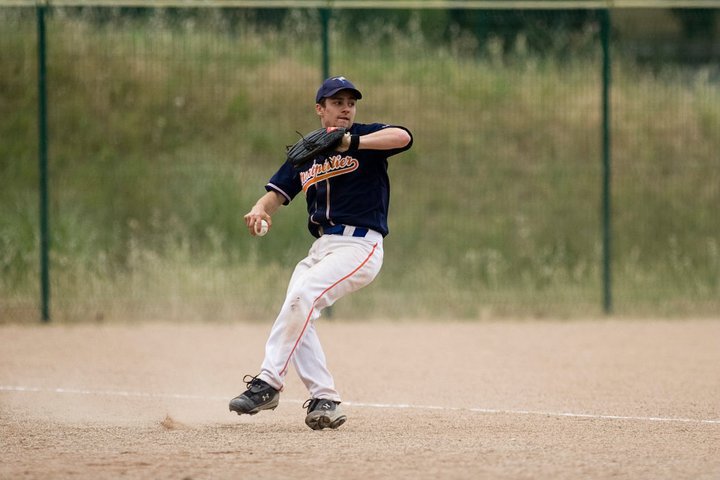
top-left (300, 155), bottom-right (359, 192)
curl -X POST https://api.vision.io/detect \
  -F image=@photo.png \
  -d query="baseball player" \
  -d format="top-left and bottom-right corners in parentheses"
top-left (229, 76), bottom-right (413, 430)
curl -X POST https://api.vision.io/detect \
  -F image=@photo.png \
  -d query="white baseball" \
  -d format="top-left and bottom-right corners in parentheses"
top-left (255, 219), bottom-right (269, 237)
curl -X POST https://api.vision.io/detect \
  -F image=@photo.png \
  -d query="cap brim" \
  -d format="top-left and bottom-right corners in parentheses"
top-left (318, 87), bottom-right (362, 103)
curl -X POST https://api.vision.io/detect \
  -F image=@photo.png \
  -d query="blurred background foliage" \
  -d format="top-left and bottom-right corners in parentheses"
top-left (1, 4), bottom-right (719, 322)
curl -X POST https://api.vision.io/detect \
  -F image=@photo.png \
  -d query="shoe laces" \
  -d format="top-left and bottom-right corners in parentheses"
top-left (242, 374), bottom-right (265, 390)
top-left (303, 398), bottom-right (338, 413)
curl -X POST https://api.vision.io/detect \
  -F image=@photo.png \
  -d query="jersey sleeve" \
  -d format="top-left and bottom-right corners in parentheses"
top-left (265, 161), bottom-right (301, 205)
top-left (353, 123), bottom-right (413, 157)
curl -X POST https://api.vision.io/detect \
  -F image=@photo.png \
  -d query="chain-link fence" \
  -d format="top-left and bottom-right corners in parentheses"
top-left (2, 2), bottom-right (719, 322)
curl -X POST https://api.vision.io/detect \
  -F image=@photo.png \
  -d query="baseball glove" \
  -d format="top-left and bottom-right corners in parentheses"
top-left (286, 127), bottom-right (347, 167)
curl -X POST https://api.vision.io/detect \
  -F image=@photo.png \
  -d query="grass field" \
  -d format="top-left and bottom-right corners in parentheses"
top-left (1, 9), bottom-right (719, 322)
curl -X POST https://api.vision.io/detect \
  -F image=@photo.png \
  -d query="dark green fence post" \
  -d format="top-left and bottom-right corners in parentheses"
top-left (600, 9), bottom-right (613, 314)
top-left (320, 7), bottom-right (330, 80)
top-left (37, 4), bottom-right (51, 322)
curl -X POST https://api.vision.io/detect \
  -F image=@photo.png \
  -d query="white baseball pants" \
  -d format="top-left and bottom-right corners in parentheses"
top-left (257, 229), bottom-right (384, 401)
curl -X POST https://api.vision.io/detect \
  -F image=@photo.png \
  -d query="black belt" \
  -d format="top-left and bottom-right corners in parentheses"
top-left (321, 224), bottom-right (369, 238)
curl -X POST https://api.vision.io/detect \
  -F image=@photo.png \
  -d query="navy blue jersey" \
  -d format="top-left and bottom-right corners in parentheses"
top-left (266, 123), bottom-right (413, 237)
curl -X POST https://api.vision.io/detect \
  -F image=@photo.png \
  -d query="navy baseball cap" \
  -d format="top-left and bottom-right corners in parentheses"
top-left (315, 76), bottom-right (362, 103)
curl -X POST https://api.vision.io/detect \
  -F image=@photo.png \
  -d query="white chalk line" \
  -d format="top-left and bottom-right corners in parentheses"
top-left (1, 385), bottom-right (719, 426)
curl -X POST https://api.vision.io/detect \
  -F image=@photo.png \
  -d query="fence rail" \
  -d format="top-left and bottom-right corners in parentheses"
top-left (3, 1), bottom-right (720, 9)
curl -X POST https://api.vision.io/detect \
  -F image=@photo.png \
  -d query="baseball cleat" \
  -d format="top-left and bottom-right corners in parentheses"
top-left (229, 375), bottom-right (280, 415)
top-left (303, 398), bottom-right (347, 430)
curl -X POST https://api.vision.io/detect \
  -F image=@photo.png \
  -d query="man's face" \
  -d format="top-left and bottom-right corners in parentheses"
top-left (316, 91), bottom-right (357, 129)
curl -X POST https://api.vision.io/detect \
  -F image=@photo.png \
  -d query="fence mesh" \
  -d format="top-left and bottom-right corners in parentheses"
top-left (1, 5), bottom-right (719, 322)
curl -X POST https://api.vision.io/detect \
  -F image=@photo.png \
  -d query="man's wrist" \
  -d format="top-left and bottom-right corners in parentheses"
top-left (349, 134), bottom-right (360, 150)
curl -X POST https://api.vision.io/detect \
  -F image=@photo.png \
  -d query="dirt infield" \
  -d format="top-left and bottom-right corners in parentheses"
top-left (1, 319), bottom-right (719, 480)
